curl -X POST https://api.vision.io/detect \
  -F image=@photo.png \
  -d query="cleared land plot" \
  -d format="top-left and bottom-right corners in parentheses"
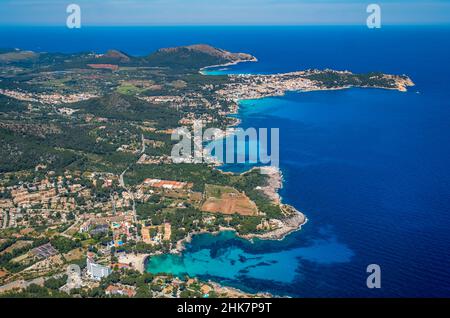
top-left (11, 252), bottom-right (30, 264)
top-left (201, 185), bottom-right (258, 216)
top-left (63, 248), bottom-right (84, 262)
top-left (0, 240), bottom-right (33, 256)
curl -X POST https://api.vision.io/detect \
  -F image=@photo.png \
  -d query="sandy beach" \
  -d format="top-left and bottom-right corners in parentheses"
top-left (118, 253), bottom-right (150, 273)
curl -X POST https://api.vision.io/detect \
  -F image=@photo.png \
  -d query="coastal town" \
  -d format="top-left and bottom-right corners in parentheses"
top-left (216, 69), bottom-right (414, 101)
top-left (0, 44), bottom-right (412, 298)
top-left (0, 164), bottom-right (297, 297)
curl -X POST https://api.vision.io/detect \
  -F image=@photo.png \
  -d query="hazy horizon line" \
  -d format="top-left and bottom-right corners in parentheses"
top-left (1, 23), bottom-right (450, 27)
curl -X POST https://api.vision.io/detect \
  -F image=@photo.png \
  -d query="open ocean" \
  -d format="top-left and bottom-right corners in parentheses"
top-left (2, 26), bottom-right (450, 297)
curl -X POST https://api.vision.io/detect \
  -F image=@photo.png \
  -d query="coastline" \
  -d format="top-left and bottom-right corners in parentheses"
top-left (143, 59), bottom-right (318, 293)
top-left (242, 205), bottom-right (308, 241)
top-left (164, 165), bottom-right (308, 257)
top-left (118, 252), bottom-right (149, 273)
top-left (138, 51), bottom-right (412, 296)
top-left (199, 56), bottom-right (258, 75)
top-left (142, 55), bottom-right (412, 282)
top-left (153, 58), bottom-right (311, 258)
top-left (143, 56), bottom-right (396, 285)
top-left (226, 82), bottom-right (414, 105)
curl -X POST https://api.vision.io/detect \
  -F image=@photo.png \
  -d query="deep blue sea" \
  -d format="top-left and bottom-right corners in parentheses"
top-left (2, 26), bottom-right (450, 297)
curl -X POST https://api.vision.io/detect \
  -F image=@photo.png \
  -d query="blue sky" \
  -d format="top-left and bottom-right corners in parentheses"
top-left (0, 0), bottom-right (449, 26)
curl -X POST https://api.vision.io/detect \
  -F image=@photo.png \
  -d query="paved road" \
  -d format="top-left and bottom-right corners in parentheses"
top-left (1, 210), bottom-right (8, 228)
top-left (140, 133), bottom-right (146, 154)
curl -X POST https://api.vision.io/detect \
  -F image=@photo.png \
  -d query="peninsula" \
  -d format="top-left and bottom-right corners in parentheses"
top-left (0, 44), bottom-right (413, 298)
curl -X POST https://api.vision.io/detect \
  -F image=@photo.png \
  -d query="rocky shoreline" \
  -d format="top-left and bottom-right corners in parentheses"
top-left (257, 166), bottom-right (283, 204)
top-left (145, 55), bottom-right (310, 296)
top-left (139, 135), bottom-right (306, 299)
top-left (167, 166), bottom-right (307, 254)
top-left (243, 206), bottom-right (307, 241)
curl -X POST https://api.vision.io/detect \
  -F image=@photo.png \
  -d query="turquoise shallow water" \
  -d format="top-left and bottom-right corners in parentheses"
top-left (147, 86), bottom-right (450, 297)
top-left (145, 27), bottom-right (450, 297)
top-left (2, 26), bottom-right (448, 297)
top-left (147, 230), bottom-right (354, 286)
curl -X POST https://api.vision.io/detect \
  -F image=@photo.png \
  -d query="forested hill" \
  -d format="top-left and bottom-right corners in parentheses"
top-left (0, 44), bottom-right (256, 72)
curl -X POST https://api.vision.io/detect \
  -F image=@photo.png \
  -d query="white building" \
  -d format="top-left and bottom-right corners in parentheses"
top-left (86, 255), bottom-right (111, 281)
